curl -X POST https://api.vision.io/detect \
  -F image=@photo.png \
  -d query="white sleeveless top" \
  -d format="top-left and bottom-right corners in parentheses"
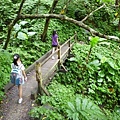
top-left (11, 62), bottom-right (25, 84)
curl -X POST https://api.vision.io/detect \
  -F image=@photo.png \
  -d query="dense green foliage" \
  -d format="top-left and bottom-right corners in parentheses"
top-left (0, 50), bottom-right (11, 101)
top-left (70, 41), bottom-right (120, 110)
top-left (29, 82), bottom-right (107, 120)
top-left (29, 39), bottom-right (120, 119)
top-left (0, 0), bottom-right (120, 119)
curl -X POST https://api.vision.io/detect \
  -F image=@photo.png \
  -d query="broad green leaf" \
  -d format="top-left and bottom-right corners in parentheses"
top-left (69, 57), bottom-right (77, 62)
top-left (113, 18), bottom-right (119, 26)
top-left (17, 31), bottom-right (28, 40)
top-left (95, 53), bottom-right (102, 59)
top-left (108, 68), bottom-right (115, 75)
top-left (66, 109), bottom-right (74, 118)
top-left (13, 23), bottom-right (21, 31)
top-left (90, 36), bottom-right (99, 47)
top-left (89, 60), bottom-right (100, 66)
top-left (22, 29), bottom-right (28, 33)
top-left (97, 78), bottom-right (103, 82)
top-left (19, 21), bottom-right (28, 26)
top-left (107, 59), bottom-right (118, 70)
top-left (27, 32), bottom-right (37, 36)
top-left (102, 0), bottom-right (114, 3)
top-left (101, 56), bottom-right (107, 63)
top-left (98, 71), bottom-right (105, 77)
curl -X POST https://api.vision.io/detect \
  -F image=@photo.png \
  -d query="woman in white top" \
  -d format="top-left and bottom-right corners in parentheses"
top-left (11, 54), bottom-right (27, 103)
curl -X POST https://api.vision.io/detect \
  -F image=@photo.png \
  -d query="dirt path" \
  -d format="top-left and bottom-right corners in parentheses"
top-left (1, 70), bottom-right (37, 120)
top-left (0, 42), bottom-right (72, 120)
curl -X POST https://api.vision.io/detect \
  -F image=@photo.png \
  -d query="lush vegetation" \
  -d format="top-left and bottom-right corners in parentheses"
top-left (0, 0), bottom-right (120, 119)
top-left (29, 38), bottom-right (120, 120)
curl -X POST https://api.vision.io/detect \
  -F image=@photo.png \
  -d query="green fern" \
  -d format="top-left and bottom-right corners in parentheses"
top-left (109, 111), bottom-right (120, 120)
top-left (66, 96), bottom-right (107, 120)
top-left (112, 112), bottom-right (120, 120)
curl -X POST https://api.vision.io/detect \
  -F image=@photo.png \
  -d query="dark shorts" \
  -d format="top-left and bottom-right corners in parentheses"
top-left (52, 45), bottom-right (58, 47)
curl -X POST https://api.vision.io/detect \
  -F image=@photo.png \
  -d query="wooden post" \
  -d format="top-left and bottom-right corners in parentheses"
top-left (58, 45), bottom-right (61, 69)
top-left (36, 62), bottom-right (43, 95)
top-left (68, 39), bottom-right (70, 57)
top-left (58, 45), bottom-right (61, 59)
top-left (36, 62), bottom-right (50, 96)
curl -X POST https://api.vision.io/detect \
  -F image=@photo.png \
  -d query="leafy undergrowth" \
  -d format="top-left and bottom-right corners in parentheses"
top-left (29, 40), bottom-right (120, 120)
top-left (0, 50), bottom-right (11, 101)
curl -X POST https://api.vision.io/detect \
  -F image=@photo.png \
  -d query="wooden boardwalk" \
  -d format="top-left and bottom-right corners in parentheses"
top-left (1, 34), bottom-right (76, 120)
top-left (41, 39), bottom-right (72, 85)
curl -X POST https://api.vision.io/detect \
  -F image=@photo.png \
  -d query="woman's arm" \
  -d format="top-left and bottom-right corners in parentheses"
top-left (22, 70), bottom-right (27, 81)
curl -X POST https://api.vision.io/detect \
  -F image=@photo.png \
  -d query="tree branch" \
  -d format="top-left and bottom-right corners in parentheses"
top-left (18, 0), bottom-right (26, 15)
top-left (19, 13), bottom-right (120, 41)
top-left (41, 0), bottom-right (59, 41)
top-left (3, 0), bottom-right (26, 49)
top-left (81, 3), bottom-right (106, 22)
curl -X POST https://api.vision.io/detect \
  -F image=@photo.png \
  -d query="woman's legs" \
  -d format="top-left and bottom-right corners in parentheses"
top-left (18, 85), bottom-right (23, 103)
top-left (52, 47), bottom-right (55, 54)
top-left (18, 85), bottom-right (22, 98)
top-left (52, 47), bottom-right (55, 59)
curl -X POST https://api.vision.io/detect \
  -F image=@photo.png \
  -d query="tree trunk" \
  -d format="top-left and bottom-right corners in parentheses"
top-left (115, 0), bottom-right (119, 5)
top-left (3, 17), bottom-right (19, 49)
top-left (115, 0), bottom-right (120, 31)
top-left (2, 0), bottom-right (26, 50)
top-left (41, 0), bottom-right (59, 42)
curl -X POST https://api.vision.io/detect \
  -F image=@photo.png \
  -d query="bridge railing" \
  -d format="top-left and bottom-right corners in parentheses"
top-left (41, 32), bottom-right (77, 66)
top-left (36, 32), bottom-right (77, 96)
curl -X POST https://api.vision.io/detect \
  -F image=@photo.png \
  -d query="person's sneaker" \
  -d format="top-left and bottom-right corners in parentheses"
top-left (18, 98), bottom-right (23, 104)
top-left (52, 56), bottom-right (55, 60)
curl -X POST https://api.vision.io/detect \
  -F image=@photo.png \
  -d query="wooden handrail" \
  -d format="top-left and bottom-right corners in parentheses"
top-left (41, 33), bottom-right (77, 66)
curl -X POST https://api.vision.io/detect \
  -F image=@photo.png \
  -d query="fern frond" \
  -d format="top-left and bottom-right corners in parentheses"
top-left (67, 96), bottom-right (107, 120)
top-left (76, 97), bottom-right (81, 111)
top-left (68, 102), bottom-right (76, 113)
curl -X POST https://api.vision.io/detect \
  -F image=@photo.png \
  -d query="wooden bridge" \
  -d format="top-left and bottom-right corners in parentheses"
top-left (1, 33), bottom-right (77, 120)
top-left (30, 33), bottom-right (77, 97)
